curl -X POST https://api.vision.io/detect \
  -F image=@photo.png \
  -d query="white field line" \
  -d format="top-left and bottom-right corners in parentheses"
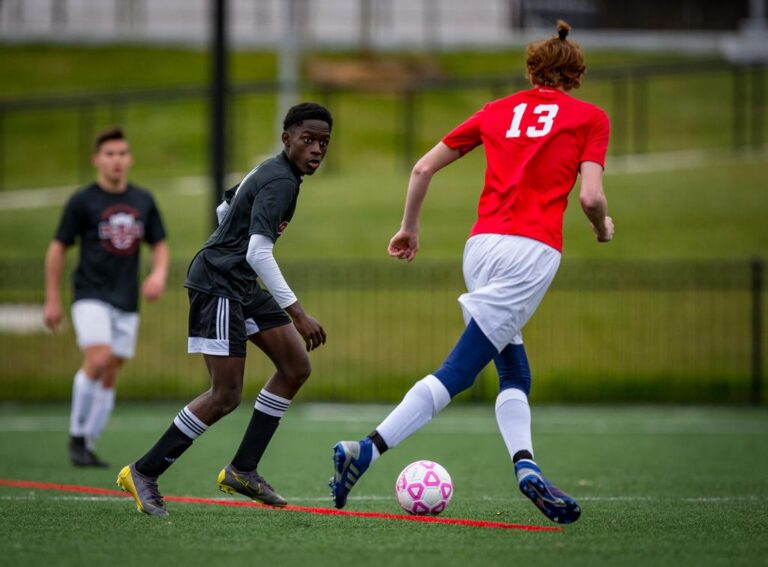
top-left (2, 147), bottom-right (767, 211)
top-left (1, 494), bottom-right (765, 504)
top-left (0, 414), bottom-right (766, 435)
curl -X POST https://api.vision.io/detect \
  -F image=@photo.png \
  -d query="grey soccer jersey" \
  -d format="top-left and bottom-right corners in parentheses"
top-left (185, 152), bottom-right (302, 302)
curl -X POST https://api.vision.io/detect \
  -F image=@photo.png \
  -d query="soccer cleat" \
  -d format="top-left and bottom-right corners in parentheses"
top-left (329, 439), bottom-right (373, 509)
top-left (116, 464), bottom-right (169, 516)
top-left (68, 437), bottom-right (109, 468)
top-left (217, 464), bottom-right (287, 507)
top-left (515, 459), bottom-right (581, 524)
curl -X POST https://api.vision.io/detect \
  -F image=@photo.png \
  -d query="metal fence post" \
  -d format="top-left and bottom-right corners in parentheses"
top-left (0, 108), bottom-right (4, 192)
top-left (733, 65), bottom-right (746, 150)
top-left (751, 257), bottom-right (764, 405)
top-left (402, 87), bottom-right (415, 169)
top-left (612, 75), bottom-right (628, 156)
top-left (751, 64), bottom-right (764, 149)
top-left (633, 73), bottom-right (648, 154)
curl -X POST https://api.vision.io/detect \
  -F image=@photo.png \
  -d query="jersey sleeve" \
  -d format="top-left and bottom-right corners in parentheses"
top-left (53, 193), bottom-right (84, 246)
top-left (580, 110), bottom-right (610, 168)
top-left (441, 105), bottom-right (487, 156)
top-left (249, 178), bottom-right (297, 242)
top-left (143, 195), bottom-right (167, 244)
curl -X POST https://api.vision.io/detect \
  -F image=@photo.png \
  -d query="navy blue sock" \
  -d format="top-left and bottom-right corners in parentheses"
top-left (433, 319), bottom-right (498, 397)
top-left (495, 343), bottom-right (532, 396)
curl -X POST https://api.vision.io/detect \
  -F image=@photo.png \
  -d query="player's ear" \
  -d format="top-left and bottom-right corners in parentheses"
top-left (281, 130), bottom-right (290, 146)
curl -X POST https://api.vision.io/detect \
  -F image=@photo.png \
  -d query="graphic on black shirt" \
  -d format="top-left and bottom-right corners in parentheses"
top-left (98, 204), bottom-right (145, 255)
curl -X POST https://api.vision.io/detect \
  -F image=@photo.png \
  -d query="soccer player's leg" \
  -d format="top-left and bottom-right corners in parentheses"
top-left (69, 300), bottom-right (113, 467)
top-left (330, 319), bottom-right (498, 509)
top-left (117, 292), bottom-right (244, 515)
top-left (494, 343), bottom-right (581, 524)
top-left (217, 293), bottom-right (300, 507)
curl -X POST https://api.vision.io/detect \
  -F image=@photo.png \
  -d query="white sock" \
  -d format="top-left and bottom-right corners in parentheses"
top-left (375, 375), bottom-right (451, 449)
top-left (83, 382), bottom-right (116, 450)
top-left (173, 405), bottom-right (209, 440)
top-left (69, 369), bottom-right (98, 437)
top-left (495, 388), bottom-right (533, 461)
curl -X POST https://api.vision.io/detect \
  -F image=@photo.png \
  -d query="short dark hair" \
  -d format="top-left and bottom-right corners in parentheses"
top-left (94, 127), bottom-right (127, 152)
top-left (283, 102), bottom-right (333, 131)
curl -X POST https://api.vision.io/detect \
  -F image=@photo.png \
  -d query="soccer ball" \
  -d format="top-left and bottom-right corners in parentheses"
top-left (395, 460), bottom-right (453, 515)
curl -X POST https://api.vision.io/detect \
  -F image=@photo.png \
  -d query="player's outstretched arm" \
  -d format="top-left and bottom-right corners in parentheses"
top-left (43, 240), bottom-right (67, 331)
top-left (142, 240), bottom-right (169, 302)
top-left (579, 161), bottom-right (614, 243)
top-left (388, 142), bottom-right (462, 263)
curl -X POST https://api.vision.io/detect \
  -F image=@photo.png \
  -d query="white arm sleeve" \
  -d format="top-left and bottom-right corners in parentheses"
top-left (246, 234), bottom-right (297, 309)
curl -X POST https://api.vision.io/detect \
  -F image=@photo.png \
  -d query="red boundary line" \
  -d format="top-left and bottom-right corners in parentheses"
top-left (0, 478), bottom-right (561, 532)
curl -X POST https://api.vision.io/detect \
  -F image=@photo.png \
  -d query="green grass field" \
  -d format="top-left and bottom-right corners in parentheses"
top-left (0, 403), bottom-right (766, 566)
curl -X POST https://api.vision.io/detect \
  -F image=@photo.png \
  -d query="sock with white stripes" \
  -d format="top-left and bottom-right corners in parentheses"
top-left (231, 389), bottom-right (291, 472)
top-left (135, 406), bottom-right (208, 478)
top-left (83, 382), bottom-right (116, 450)
top-left (69, 369), bottom-right (98, 438)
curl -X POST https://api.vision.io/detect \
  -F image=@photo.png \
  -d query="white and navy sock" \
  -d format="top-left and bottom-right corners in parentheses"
top-left (495, 388), bottom-right (534, 463)
top-left (374, 375), bottom-right (451, 451)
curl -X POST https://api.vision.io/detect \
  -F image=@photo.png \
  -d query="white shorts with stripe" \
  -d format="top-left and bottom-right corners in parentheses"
top-left (71, 299), bottom-right (140, 359)
top-left (458, 234), bottom-right (561, 352)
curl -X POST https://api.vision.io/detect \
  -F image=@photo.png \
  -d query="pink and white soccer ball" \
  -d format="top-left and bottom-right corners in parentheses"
top-left (395, 460), bottom-right (453, 515)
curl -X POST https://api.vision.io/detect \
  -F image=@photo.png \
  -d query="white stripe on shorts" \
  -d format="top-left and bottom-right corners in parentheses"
top-left (216, 297), bottom-right (229, 341)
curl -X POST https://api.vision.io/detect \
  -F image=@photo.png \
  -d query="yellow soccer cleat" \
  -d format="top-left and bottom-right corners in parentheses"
top-left (116, 463), bottom-right (169, 516)
top-left (217, 464), bottom-right (287, 507)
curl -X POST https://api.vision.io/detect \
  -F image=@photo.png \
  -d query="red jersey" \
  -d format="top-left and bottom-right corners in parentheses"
top-left (442, 87), bottom-right (610, 252)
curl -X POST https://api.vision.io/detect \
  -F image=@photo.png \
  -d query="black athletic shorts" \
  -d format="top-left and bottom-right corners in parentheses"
top-left (187, 287), bottom-right (290, 358)
top-left (242, 286), bottom-right (291, 336)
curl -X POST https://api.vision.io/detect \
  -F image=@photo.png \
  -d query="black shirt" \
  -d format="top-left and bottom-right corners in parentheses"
top-left (54, 182), bottom-right (167, 312)
top-left (185, 152), bottom-right (302, 302)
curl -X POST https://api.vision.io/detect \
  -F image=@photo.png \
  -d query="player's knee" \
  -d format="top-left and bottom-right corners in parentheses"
top-left (291, 358), bottom-right (312, 386)
top-left (211, 386), bottom-right (242, 415)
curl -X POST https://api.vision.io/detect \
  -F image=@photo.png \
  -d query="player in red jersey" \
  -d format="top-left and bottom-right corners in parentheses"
top-left (331, 21), bottom-right (613, 524)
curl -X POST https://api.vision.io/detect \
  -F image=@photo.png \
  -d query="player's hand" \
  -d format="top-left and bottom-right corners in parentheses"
top-left (593, 216), bottom-right (614, 242)
top-left (388, 229), bottom-right (419, 263)
top-left (142, 273), bottom-right (166, 302)
top-left (293, 313), bottom-right (327, 351)
top-left (43, 300), bottom-right (63, 332)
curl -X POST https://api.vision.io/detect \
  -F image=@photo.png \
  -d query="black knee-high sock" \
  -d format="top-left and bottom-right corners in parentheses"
top-left (135, 406), bottom-right (207, 477)
top-left (231, 409), bottom-right (281, 472)
top-left (135, 424), bottom-right (193, 477)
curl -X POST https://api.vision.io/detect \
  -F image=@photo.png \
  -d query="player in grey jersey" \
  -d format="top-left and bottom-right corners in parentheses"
top-left (118, 103), bottom-right (332, 515)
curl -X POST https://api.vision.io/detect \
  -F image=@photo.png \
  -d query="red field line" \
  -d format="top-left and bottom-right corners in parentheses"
top-left (0, 478), bottom-right (562, 532)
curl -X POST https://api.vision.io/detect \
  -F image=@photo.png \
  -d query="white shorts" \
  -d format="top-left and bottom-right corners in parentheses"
top-left (71, 299), bottom-right (140, 359)
top-left (459, 234), bottom-right (561, 352)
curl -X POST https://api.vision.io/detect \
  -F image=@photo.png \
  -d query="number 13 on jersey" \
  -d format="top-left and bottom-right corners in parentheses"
top-left (505, 103), bottom-right (559, 138)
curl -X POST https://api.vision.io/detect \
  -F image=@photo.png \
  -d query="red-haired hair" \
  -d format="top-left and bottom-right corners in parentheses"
top-left (525, 20), bottom-right (586, 91)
